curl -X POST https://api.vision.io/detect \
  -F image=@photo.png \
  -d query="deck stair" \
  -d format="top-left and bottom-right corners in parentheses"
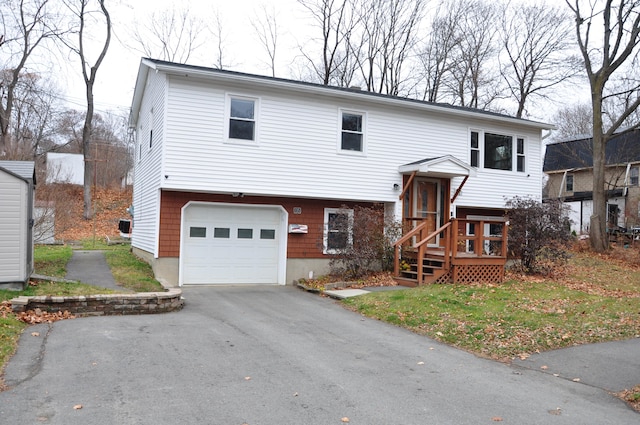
top-left (393, 217), bottom-right (508, 286)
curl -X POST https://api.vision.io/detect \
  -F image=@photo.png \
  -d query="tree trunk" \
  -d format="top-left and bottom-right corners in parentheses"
top-left (82, 81), bottom-right (94, 220)
top-left (590, 90), bottom-right (608, 252)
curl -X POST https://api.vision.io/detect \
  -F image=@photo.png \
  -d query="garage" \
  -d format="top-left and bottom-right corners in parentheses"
top-left (179, 202), bottom-right (288, 285)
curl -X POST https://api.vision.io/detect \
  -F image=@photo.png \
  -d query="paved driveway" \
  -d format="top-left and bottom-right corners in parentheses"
top-left (1, 286), bottom-right (637, 424)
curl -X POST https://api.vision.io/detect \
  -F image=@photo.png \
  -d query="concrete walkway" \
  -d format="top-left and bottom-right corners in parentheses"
top-left (64, 250), bottom-right (129, 292)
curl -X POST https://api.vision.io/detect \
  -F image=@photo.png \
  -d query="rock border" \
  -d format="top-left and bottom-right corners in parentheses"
top-left (10, 288), bottom-right (184, 317)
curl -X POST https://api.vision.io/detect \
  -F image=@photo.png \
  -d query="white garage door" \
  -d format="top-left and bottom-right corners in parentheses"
top-left (180, 203), bottom-right (286, 285)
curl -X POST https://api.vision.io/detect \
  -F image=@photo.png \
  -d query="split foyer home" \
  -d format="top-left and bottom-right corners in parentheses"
top-left (544, 129), bottom-right (640, 234)
top-left (128, 58), bottom-right (552, 287)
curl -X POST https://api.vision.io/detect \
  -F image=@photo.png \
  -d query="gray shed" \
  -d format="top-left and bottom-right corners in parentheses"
top-left (0, 161), bottom-right (36, 289)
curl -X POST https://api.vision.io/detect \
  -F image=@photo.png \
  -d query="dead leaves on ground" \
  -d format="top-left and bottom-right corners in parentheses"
top-left (0, 301), bottom-right (75, 324)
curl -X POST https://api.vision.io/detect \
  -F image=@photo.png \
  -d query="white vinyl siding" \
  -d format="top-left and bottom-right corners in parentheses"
top-left (0, 171), bottom-right (28, 281)
top-left (139, 71), bottom-right (543, 223)
top-left (131, 69), bottom-right (166, 256)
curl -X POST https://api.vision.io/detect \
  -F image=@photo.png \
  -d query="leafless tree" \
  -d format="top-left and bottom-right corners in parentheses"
top-left (0, 0), bottom-right (66, 155)
top-left (566, 0), bottom-right (640, 251)
top-left (552, 102), bottom-right (593, 141)
top-left (355, 0), bottom-right (425, 95)
top-left (5, 71), bottom-right (61, 159)
top-left (61, 0), bottom-right (111, 219)
top-left (129, 4), bottom-right (207, 64)
top-left (500, 2), bottom-right (580, 118)
top-left (297, 0), bottom-right (357, 85)
top-left (442, 0), bottom-right (501, 109)
top-left (418, 4), bottom-right (460, 102)
top-left (251, 4), bottom-right (280, 77)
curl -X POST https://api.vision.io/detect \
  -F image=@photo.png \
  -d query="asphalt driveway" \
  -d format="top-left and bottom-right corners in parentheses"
top-left (1, 285), bottom-right (638, 424)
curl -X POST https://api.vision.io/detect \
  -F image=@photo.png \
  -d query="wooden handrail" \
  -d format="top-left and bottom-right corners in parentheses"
top-left (414, 221), bottom-right (452, 249)
top-left (394, 221), bottom-right (429, 247)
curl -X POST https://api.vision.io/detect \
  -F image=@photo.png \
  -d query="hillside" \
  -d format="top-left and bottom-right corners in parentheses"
top-left (45, 185), bottom-right (133, 242)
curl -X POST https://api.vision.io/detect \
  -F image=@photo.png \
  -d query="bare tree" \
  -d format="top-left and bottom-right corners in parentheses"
top-left (443, 0), bottom-right (501, 109)
top-left (418, 4), bottom-right (460, 102)
top-left (500, 2), bottom-right (580, 118)
top-left (552, 102), bottom-right (593, 141)
top-left (566, 0), bottom-right (640, 251)
top-left (251, 4), bottom-right (280, 77)
top-left (355, 0), bottom-right (425, 95)
top-left (0, 0), bottom-right (66, 155)
top-left (62, 0), bottom-right (111, 219)
top-left (297, 0), bottom-right (357, 85)
top-left (129, 4), bottom-right (207, 64)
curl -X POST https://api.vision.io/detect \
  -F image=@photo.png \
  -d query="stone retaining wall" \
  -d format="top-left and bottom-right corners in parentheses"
top-left (10, 288), bottom-right (184, 316)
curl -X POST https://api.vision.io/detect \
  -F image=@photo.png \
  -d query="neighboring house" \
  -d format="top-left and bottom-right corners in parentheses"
top-left (46, 152), bottom-right (85, 185)
top-left (0, 161), bottom-right (36, 290)
top-left (129, 58), bottom-right (552, 287)
top-left (544, 129), bottom-right (640, 234)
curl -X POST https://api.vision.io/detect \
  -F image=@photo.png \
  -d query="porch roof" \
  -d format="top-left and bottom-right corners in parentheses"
top-left (398, 155), bottom-right (477, 178)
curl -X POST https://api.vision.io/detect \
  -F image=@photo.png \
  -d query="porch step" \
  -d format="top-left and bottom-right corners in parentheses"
top-left (397, 255), bottom-right (448, 286)
top-left (393, 277), bottom-right (419, 287)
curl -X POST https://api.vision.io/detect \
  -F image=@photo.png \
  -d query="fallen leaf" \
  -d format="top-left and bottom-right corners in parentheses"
top-left (548, 408), bottom-right (562, 415)
top-left (540, 365), bottom-right (548, 370)
top-left (436, 331), bottom-right (443, 337)
top-left (293, 392), bottom-right (298, 397)
top-left (31, 332), bottom-right (40, 337)
top-left (73, 404), bottom-right (83, 410)
top-left (491, 417), bottom-right (503, 421)
top-left (572, 378), bottom-right (581, 382)
top-left (417, 361), bottom-right (425, 365)
top-left (341, 417), bottom-right (350, 423)
top-left (429, 347), bottom-right (434, 350)
top-left (244, 376), bottom-right (251, 381)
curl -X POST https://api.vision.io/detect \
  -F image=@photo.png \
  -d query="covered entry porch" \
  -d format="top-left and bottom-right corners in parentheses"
top-left (393, 156), bottom-right (508, 286)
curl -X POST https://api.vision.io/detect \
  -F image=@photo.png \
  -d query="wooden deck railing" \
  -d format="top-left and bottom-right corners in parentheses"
top-left (394, 217), bottom-right (508, 284)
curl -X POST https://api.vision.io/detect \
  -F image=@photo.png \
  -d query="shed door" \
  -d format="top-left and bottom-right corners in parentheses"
top-left (181, 203), bottom-right (285, 284)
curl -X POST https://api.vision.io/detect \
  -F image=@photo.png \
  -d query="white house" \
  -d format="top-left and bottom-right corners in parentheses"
top-left (129, 58), bottom-right (552, 287)
top-left (0, 161), bottom-right (36, 289)
top-left (46, 152), bottom-right (84, 185)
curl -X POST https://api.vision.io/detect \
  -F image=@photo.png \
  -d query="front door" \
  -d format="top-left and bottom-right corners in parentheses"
top-left (403, 179), bottom-right (441, 246)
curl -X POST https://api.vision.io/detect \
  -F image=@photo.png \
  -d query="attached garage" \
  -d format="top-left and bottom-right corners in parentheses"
top-left (179, 202), bottom-right (288, 285)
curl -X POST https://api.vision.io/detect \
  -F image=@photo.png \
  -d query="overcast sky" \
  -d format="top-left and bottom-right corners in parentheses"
top-left (60, 0), bottom-right (306, 116)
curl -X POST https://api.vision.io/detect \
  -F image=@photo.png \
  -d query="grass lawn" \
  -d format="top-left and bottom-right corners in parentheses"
top-left (344, 250), bottom-right (640, 361)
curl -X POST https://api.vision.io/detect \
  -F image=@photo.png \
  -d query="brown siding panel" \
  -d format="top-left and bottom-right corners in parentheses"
top-left (158, 190), bottom-right (376, 259)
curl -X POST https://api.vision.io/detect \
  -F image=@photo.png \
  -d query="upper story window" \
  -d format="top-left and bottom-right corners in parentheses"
top-left (340, 111), bottom-right (364, 152)
top-left (228, 97), bottom-right (256, 141)
top-left (469, 130), bottom-right (526, 172)
top-left (566, 174), bottom-right (574, 192)
top-left (323, 207), bottom-right (354, 254)
top-left (630, 167), bottom-right (639, 186)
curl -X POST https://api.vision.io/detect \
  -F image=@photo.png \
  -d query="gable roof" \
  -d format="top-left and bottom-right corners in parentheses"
top-left (543, 129), bottom-right (640, 172)
top-left (0, 161), bottom-right (36, 185)
top-left (130, 58), bottom-right (553, 131)
top-left (398, 155), bottom-right (477, 178)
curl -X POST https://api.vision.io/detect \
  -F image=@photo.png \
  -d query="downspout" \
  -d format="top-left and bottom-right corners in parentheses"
top-left (623, 163), bottom-right (631, 196)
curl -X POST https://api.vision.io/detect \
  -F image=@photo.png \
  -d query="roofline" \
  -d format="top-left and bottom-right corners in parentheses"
top-left (0, 165), bottom-right (33, 184)
top-left (130, 58), bottom-right (554, 131)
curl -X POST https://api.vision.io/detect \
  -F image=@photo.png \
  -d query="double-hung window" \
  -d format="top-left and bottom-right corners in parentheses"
top-left (228, 97), bottom-right (257, 141)
top-left (340, 111), bottom-right (364, 152)
top-left (630, 167), bottom-right (639, 186)
top-left (323, 208), bottom-right (353, 254)
top-left (566, 174), bottom-right (574, 192)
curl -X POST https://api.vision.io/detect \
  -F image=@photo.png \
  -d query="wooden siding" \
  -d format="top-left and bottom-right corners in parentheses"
top-left (158, 190), bottom-right (378, 259)
top-left (131, 69), bottom-right (167, 256)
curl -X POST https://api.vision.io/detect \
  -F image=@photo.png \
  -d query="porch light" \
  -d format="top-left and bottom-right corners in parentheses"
top-left (393, 183), bottom-right (400, 191)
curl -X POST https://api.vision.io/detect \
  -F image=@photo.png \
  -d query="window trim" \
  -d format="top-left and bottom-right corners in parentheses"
top-left (338, 109), bottom-right (366, 155)
top-left (225, 94), bottom-right (260, 145)
top-left (469, 129), bottom-right (527, 173)
top-left (323, 207), bottom-right (354, 254)
top-left (630, 166), bottom-right (639, 186)
top-left (566, 174), bottom-right (574, 192)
